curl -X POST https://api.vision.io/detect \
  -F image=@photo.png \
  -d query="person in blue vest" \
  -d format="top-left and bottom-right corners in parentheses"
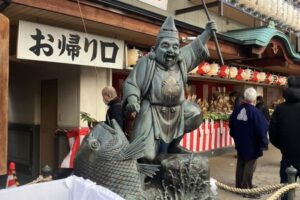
top-left (229, 87), bottom-right (269, 194)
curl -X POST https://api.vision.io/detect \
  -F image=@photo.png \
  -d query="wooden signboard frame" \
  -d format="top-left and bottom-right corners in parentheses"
top-left (0, 13), bottom-right (9, 175)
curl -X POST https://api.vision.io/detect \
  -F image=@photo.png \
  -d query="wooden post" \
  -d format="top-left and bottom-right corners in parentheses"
top-left (0, 13), bottom-right (9, 175)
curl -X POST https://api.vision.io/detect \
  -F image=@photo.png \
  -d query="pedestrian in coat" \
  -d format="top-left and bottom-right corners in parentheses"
top-left (269, 76), bottom-right (300, 200)
top-left (229, 87), bottom-right (269, 192)
top-left (256, 96), bottom-right (270, 121)
top-left (102, 86), bottom-right (124, 130)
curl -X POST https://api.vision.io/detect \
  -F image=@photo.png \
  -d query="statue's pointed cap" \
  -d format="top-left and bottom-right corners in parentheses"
top-left (157, 16), bottom-right (179, 39)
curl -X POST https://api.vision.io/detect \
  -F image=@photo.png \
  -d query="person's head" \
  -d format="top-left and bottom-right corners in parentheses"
top-left (244, 87), bottom-right (257, 105)
top-left (229, 91), bottom-right (239, 103)
top-left (287, 76), bottom-right (300, 88)
top-left (256, 96), bottom-right (264, 104)
top-left (155, 16), bottom-right (180, 68)
top-left (102, 86), bottom-right (117, 105)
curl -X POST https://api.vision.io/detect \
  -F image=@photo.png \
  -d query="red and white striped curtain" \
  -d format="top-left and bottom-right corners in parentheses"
top-left (180, 120), bottom-right (234, 152)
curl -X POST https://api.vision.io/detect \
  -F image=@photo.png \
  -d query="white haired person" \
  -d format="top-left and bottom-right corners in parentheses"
top-left (229, 87), bottom-right (268, 197)
top-left (102, 86), bottom-right (124, 130)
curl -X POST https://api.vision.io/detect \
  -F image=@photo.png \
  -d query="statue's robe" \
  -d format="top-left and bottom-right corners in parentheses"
top-left (123, 37), bottom-right (209, 160)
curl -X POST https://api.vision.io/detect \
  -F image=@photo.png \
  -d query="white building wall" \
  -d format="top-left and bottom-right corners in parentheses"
top-left (57, 67), bottom-right (80, 128)
top-left (79, 66), bottom-right (112, 127)
top-left (118, 0), bottom-right (246, 32)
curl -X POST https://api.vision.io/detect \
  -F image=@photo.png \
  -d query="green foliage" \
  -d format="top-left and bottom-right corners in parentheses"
top-left (203, 112), bottom-right (231, 121)
top-left (80, 112), bottom-right (98, 127)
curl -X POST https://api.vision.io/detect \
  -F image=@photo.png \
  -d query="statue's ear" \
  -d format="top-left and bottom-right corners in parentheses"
top-left (149, 50), bottom-right (156, 60)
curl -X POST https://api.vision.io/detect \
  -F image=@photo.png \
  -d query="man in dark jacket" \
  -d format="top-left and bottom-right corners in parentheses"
top-left (256, 96), bottom-right (270, 121)
top-left (269, 76), bottom-right (300, 200)
top-left (102, 86), bottom-right (124, 130)
top-left (229, 87), bottom-right (269, 191)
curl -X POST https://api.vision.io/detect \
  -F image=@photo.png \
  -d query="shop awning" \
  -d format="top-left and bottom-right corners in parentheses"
top-left (224, 22), bottom-right (300, 63)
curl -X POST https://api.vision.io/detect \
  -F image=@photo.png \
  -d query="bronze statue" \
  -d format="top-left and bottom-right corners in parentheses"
top-left (123, 16), bottom-right (217, 160)
top-left (74, 120), bottom-right (158, 199)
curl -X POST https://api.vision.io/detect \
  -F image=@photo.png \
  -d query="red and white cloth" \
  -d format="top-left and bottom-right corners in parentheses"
top-left (180, 120), bottom-right (234, 152)
top-left (60, 128), bottom-right (90, 168)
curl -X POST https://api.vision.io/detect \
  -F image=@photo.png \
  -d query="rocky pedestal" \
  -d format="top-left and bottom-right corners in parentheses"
top-left (145, 153), bottom-right (215, 200)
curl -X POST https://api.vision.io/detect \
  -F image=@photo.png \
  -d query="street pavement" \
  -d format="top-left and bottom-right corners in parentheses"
top-left (209, 145), bottom-right (300, 200)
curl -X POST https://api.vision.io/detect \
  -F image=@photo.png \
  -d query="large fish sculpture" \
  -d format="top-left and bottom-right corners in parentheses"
top-left (73, 120), bottom-right (158, 200)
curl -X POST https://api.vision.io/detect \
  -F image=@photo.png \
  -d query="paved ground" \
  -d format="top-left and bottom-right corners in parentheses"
top-left (209, 145), bottom-right (300, 200)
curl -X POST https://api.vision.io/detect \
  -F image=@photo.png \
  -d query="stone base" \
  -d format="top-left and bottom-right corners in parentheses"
top-left (144, 153), bottom-right (215, 200)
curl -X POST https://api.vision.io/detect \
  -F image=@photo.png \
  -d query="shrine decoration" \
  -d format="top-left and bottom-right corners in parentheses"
top-left (257, 72), bottom-right (267, 82)
top-left (197, 61), bottom-right (211, 75)
top-left (228, 66), bottom-right (238, 79)
top-left (235, 68), bottom-right (245, 80)
top-left (193, 61), bottom-right (287, 86)
top-left (242, 68), bottom-right (252, 81)
top-left (250, 70), bottom-right (258, 82)
top-left (218, 65), bottom-right (229, 78)
top-left (207, 63), bottom-right (219, 76)
top-left (277, 76), bottom-right (287, 86)
top-left (266, 73), bottom-right (275, 84)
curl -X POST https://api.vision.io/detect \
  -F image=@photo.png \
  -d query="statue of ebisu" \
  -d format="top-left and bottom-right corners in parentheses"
top-left (123, 16), bottom-right (217, 161)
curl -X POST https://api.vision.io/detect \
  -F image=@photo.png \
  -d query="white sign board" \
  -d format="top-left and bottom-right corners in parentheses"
top-left (17, 21), bottom-right (124, 69)
top-left (137, 0), bottom-right (168, 10)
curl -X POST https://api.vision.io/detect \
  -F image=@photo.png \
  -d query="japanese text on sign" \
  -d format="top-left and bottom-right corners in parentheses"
top-left (17, 21), bottom-right (124, 69)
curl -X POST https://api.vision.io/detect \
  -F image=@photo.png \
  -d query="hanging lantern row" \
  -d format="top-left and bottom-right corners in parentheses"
top-left (228, 0), bottom-right (300, 31)
top-left (196, 62), bottom-right (287, 86)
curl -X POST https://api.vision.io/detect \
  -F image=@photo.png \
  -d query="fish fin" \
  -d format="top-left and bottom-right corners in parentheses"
top-left (137, 163), bottom-right (160, 178)
top-left (119, 135), bottom-right (146, 160)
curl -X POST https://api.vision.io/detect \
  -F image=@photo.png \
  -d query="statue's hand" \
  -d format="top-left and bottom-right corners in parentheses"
top-left (206, 20), bottom-right (217, 32)
top-left (126, 96), bottom-right (140, 113)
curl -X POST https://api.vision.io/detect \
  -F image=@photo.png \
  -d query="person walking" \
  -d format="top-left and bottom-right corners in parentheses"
top-left (102, 86), bottom-right (124, 130)
top-left (256, 96), bottom-right (270, 121)
top-left (229, 87), bottom-right (269, 195)
top-left (229, 91), bottom-right (243, 109)
top-left (269, 76), bottom-right (300, 200)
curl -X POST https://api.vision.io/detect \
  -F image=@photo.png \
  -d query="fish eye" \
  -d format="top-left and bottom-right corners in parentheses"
top-left (89, 138), bottom-right (100, 151)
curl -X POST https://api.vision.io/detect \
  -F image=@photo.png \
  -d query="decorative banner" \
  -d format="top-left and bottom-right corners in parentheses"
top-left (197, 61), bottom-right (211, 75)
top-left (180, 120), bottom-right (234, 152)
top-left (17, 21), bottom-right (125, 69)
top-left (137, 0), bottom-right (168, 10)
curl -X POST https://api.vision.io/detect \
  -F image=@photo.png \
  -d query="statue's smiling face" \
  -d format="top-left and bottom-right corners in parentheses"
top-left (155, 37), bottom-right (180, 68)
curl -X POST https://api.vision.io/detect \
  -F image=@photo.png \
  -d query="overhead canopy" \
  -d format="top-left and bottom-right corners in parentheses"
top-left (223, 22), bottom-right (300, 75)
top-left (224, 21), bottom-right (300, 62)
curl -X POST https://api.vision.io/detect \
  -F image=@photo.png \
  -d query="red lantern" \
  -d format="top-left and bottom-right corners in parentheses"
top-left (250, 70), bottom-right (258, 82)
top-left (218, 65), bottom-right (229, 78)
top-left (266, 73), bottom-right (275, 84)
top-left (277, 76), bottom-right (285, 85)
top-left (235, 68), bottom-right (244, 80)
top-left (197, 62), bottom-right (211, 75)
